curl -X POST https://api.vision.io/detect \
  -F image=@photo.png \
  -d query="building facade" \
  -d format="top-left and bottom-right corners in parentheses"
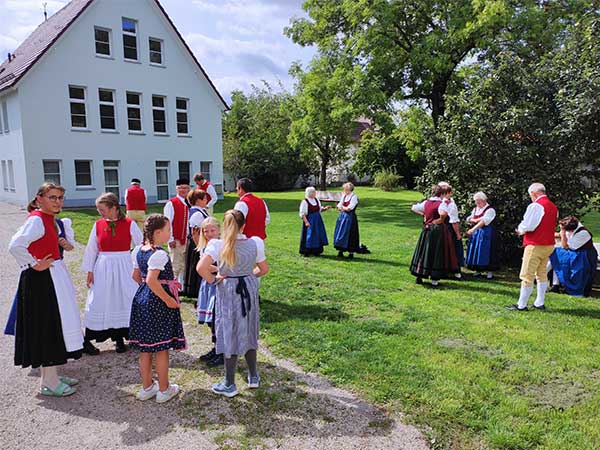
top-left (0, 0), bottom-right (227, 207)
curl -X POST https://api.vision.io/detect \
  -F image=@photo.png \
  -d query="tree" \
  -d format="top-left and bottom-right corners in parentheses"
top-left (288, 56), bottom-right (359, 190)
top-left (223, 83), bottom-right (308, 190)
top-left (286, 0), bottom-right (590, 127)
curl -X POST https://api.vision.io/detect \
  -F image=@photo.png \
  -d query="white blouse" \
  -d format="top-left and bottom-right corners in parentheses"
top-left (467, 205), bottom-right (496, 226)
top-left (439, 198), bottom-right (460, 224)
top-left (131, 245), bottom-right (171, 270)
top-left (337, 193), bottom-right (358, 210)
top-left (81, 220), bottom-right (144, 272)
top-left (204, 234), bottom-right (266, 264)
top-left (60, 218), bottom-right (76, 246)
top-left (566, 223), bottom-right (593, 251)
top-left (411, 197), bottom-right (445, 216)
top-left (9, 216), bottom-right (45, 270)
top-left (299, 197), bottom-right (323, 217)
top-left (189, 208), bottom-right (209, 229)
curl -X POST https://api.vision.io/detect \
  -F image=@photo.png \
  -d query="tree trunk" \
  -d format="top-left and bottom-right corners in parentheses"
top-left (319, 160), bottom-right (328, 191)
top-left (430, 72), bottom-right (452, 128)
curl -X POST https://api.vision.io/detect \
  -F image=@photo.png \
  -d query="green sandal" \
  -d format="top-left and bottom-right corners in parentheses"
top-left (60, 376), bottom-right (79, 386)
top-left (40, 381), bottom-right (77, 397)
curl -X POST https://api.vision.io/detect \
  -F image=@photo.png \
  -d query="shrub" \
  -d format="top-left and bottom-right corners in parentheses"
top-left (373, 169), bottom-right (403, 191)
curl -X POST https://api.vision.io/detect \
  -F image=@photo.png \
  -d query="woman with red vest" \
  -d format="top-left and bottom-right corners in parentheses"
top-left (125, 178), bottom-right (147, 229)
top-left (82, 193), bottom-right (143, 354)
top-left (507, 183), bottom-right (559, 311)
top-left (333, 182), bottom-right (361, 258)
top-left (465, 191), bottom-right (500, 279)
top-left (8, 183), bottom-right (83, 397)
top-left (163, 179), bottom-right (191, 284)
top-left (193, 172), bottom-right (218, 215)
top-left (409, 185), bottom-right (460, 286)
top-left (234, 178), bottom-right (270, 240)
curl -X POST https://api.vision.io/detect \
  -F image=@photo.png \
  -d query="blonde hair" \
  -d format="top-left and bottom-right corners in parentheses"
top-left (28, 182), bottom-right (65, 212)
top-left (220, 209), bottom-right (245, 269)
top-left (197, 216), bottom-right (221, 251)
top-left (96, 192), bottom-right (126, 220)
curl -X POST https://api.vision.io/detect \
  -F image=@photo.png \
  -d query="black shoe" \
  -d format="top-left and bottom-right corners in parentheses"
top-left (473, 272), bottom-right (482, 278)
top-left (506, 304), bottom-right (528, 311)
top-left (83, 340), bottom-right (100, 355)
top-left (206, 353), bottom-right (224, 367)
top-left (337, 251), bottom-right (344, 258)
top-left (115, 338), bottom-right (128, 353)
top-left (200, 347), bottom-right (216, 362)
top-left (347, 253), bottom-right (354, 259)
top-left (533, 304), bottom-right (546, 311)
top-left (416, 277), bottom-right (423, 285)
top-left (549, 285), bottom-right (561, 293)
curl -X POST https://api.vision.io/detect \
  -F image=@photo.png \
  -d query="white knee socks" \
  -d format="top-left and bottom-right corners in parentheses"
top-left (517, 285), bottom-right (534, 309)
top-left (535, 282), bottom-right (548, 307)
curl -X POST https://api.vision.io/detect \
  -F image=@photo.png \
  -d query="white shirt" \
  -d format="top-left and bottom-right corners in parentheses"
top-left (517, 196), bottom-right (548, 234)
top-left (467, 204), bottom-right (496, 226)
top-left (81, 220), bottom-right (143, 272)
top-left (204, 234), bottom-right (266, 264)
top-left (200, 183), bottom-right (218, 209)
top-left (189, 207), bottom-right (209, 229)
top-left (439, 198), bottom-right (460, 223)
top-left (411, 197), bottom-right (444, 216)
top-left (124, 186), bottom-right (147, 205)
top-left (131, 245), bottom-right (170, 270)
top-left (337, 193), bottom-right (358, 210)
top-left (299, 197), bottom-right (323, 217)
top-left (163, 195), bottom-right (188, 243)
top-left (9, 216), bottom-right (47, 270)
top-left (234, 193), bottom-right (271, 225)
top-left (566, 223), bottom-right (593, 251)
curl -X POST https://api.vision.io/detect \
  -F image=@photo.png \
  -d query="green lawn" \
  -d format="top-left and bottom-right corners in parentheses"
top-left (62, 188), bottom-right (600, 450)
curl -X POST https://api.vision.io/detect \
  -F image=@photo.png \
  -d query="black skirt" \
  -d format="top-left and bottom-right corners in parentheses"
top-left (410, 224), bottom-right (459, 280)
top-left (14, 268), bottom-right (82, 368)
top-left (85, 327), bottom-right (128, 342)
top-left (182, 234), bottom-right (201, 298)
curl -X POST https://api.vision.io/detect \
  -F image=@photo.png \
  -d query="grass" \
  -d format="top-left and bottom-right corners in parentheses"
top-left (61, 188), bottom-right (600, 450)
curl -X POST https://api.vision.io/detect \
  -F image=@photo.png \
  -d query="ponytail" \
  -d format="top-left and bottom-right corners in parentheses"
top-left (96, 192), bottom-right (126, 220)
top-left (28, 182), bottom-right (65, 212)
top-left (220, 209), bottom-right (245, 269)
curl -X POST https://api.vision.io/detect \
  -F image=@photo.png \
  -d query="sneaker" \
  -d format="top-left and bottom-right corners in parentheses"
top-left (247, 374), bottom-right (260, 389)
top-left (200, 347), bottom-right (216, 362)
top-left (136, 381), bottom-right (159, 401)
top-left (156, 384), bottom-right (180, 403)
top-left (212, 380), bottom-right (238, 398)
top-left (83, 340), bottom-right (100, 356)
top-left (206, 353), bottom-right (224, 367)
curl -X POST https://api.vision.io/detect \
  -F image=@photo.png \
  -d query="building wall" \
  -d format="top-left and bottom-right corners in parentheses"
top-left (18, 0), bottom-right (224, 207)
top-left (0, 89), bottom-right (29, 205)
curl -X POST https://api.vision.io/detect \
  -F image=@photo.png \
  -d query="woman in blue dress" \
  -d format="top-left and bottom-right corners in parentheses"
top-left (465, 191), bottom-right (500, 279)
top-left (299, 186), bottom-right (331, 256)
top-left (333, 182), bottom-right (360, 258)
top-left (548, 216), bottom-right (597, 297)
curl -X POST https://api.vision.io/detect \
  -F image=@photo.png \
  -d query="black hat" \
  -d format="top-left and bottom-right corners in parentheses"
top-left (131, 178), bottom-right (141, 183)
top-left (176, 178), bottom-right (190, 186)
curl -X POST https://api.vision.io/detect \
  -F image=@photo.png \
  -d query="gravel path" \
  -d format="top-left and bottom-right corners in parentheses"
top-left (0, 202), bottom-right (430, 450)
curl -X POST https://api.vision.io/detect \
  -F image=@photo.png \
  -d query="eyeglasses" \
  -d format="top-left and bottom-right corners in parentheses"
top-left (44, 195), bottom-right (65, 202)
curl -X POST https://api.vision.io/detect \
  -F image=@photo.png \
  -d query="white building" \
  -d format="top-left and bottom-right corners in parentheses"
top-left (0, 0), bottom-right (228, 207)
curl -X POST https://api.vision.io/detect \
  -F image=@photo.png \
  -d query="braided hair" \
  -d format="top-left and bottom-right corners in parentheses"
top-left (143, 213), bottom-right (169, 245)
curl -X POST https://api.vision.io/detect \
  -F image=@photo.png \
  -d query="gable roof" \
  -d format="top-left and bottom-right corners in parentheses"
top-left (0, 0), bottom-right (229, 110)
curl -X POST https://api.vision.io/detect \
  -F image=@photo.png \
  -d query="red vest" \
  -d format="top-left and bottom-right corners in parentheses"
top-left (306, 198), bottom-right (320, 214)
top-left (241, 193), bottom-right (267, 239)
top-left (423, 199), bottom-right (444, 225)
top-left (523, 196), bottom-right (558, 247)
top-left (126, 185), bottom-right (146, 211)
top-left (95, 218), bottom-right (133, 251)
top-left (198, 180), bottom-right (212, 204)
top-left (170, 197), bottom-right (189, 245)
top-left (27, 211), bottom-right (61, 260)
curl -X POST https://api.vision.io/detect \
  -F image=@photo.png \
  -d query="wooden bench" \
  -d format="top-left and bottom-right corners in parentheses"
top-left (316, 191), bottom-right (343, 203)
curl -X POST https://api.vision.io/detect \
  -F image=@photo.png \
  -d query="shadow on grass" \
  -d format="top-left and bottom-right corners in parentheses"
top-left (547, 308), bottom-right (600, 319)
top-left (317, 254), bottom-right (403, 267)
top-left (260, 297), bottom-right (348, 324)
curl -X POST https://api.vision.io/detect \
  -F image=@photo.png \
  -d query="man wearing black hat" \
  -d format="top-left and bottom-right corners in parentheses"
top-left (163, 179), bottom-right (191, 283)
top-left (125, 178), bottom-right (147, 229)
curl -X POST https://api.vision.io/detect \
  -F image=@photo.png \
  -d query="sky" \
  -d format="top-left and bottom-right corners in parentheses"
top-left (0, 0), bottom-right (315, 102)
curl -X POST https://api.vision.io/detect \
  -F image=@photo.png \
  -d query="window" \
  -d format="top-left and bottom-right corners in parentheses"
top-left (0, 103), bottom-right (3, 133)
top-left (74, 160), bottom-right (93, 187)
top-left (98, 89), bottom-right (116, 130)
top-left (126, 92), bottom-right (142, 132)
top-left (103, 160), bottom-right (120, 198)
top-left (43, 160), bottom-right (61, 185)
top-left (94, 27), bottom-right (111, 56)
top-left (176, 98), bottom-right (189, 135)
top-left (1, 161), bottom-right (7, 191)
top-left (122, 18), bottom-right (138, 61)
top-left (69, 86), bottom-right (87, 129)
top-left (155, 161), bottom-right (169, 201)
top-left (149, 38), bottom-right (163, 65)
top-left (178, 161), bottom-right (191, 181)
top-left (7, 160), bottom-right (15, 192)
top-left (152, 95), bottom-right (167, 133)
top-left (2, 100), bottom-right (9, 132)
top-left (200, 161), bottom-right (211, 181)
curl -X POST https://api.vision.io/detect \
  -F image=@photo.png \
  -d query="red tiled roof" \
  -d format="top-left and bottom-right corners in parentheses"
top-left (0, 0), bottom-right (229, 110)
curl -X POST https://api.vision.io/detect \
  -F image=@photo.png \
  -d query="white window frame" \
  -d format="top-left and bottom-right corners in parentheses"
top-left (126, 91), bottom-right (143, 133)
top-left (152, 95), bottom-right (167, 134)
top-left (122, 17), bottom-right (138, 62)
top-left (176, 98), bottom-right (190, 136)
top-left (68, 85), bottom-right (87, 130)
top-left (7, 160), bottom-right (15, 192)
top-left (149, 37), bottom-right (164, 66)
top-left (98, 88), bottom-right (117, 131)
top-left (200, 161), bottom-right (212, 181)
top-left (103, 160), bottom-right (120, 198)
top-left (94, 26), bottom-right (112, 58)
top-left (74, 160), bottom-right (94, 188)
top-left (43, 160), bottom-right (62, 185)
top-left (2, 100), bottom-right (9, 133)
top-left (1, 161), bottom-right (8, 191)
top-left (155, 161), bottom-right (170, 202)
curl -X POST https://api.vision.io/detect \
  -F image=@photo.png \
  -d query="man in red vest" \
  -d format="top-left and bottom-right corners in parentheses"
top-left (193, 172), bottom-right (218, 215)
top-left (163, 178), bottom-right (190, 283)
top-left (234, 178), bottom-right (270, 239)
top-left (507, 183), bottom-right (558, 311)
top-left (125, 178), bottom-right (147, 229)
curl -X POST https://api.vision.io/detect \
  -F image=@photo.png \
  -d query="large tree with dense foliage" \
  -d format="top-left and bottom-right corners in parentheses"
top-left (223, 84), bottom-right (308, 190)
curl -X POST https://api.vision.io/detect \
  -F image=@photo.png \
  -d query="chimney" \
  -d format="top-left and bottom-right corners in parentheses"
top-left (7, 53), bottom-right (11, 62)
top-left (43, 2), bottom-right (48, 21)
